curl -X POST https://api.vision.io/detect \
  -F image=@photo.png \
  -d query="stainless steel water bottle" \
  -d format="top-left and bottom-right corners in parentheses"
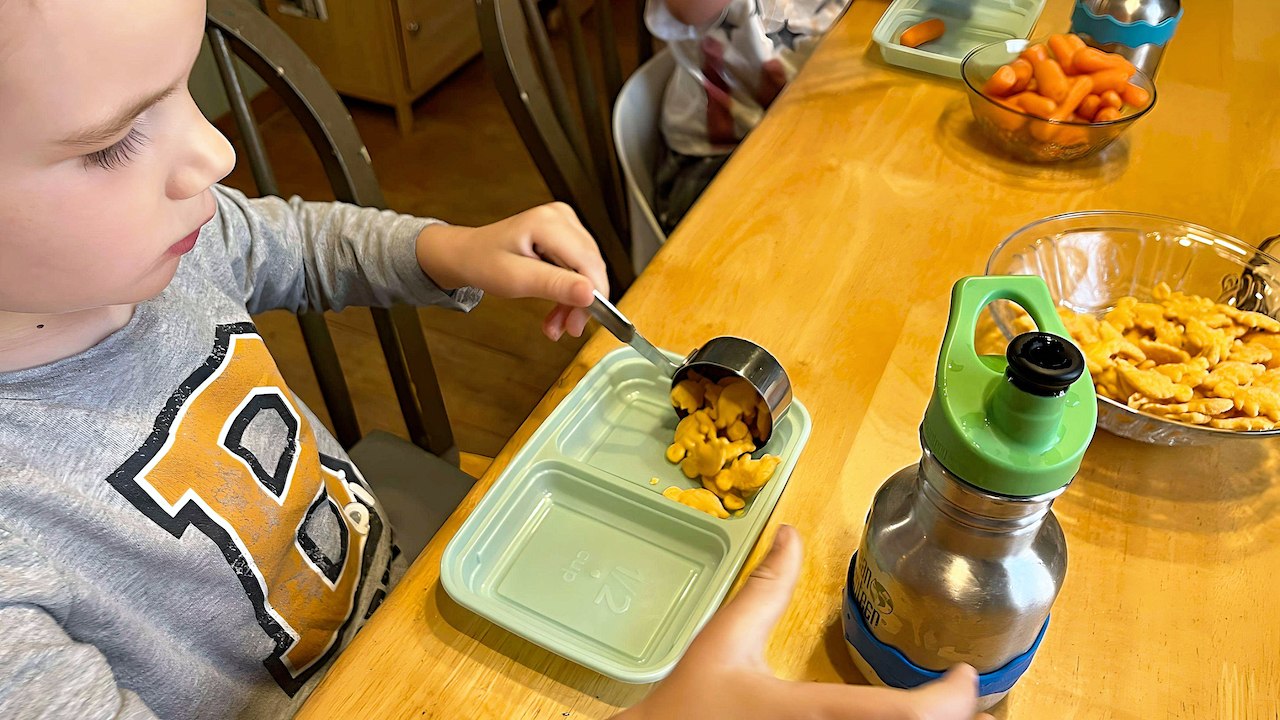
top-left (1071, 0), bottom-right (1183, 77)
top-left (843, 276), bottom-right (1097, 710)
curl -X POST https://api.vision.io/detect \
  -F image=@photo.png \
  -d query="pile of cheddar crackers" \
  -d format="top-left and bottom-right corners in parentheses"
top-left (661, 373), bottom-right (780, 518)
top-left (1054, 283), bottom-right (1280, 431)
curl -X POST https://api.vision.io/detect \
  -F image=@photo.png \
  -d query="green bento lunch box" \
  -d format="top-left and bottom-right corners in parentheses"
top-left (440, 347), bottom-right (812, 683)
top-left (872, 0), bottom-right (1047, 78)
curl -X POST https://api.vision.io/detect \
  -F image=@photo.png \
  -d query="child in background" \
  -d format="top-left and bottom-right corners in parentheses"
top-left (646, 0), bottom-right (849, 234)
top-left (0, 0), bottom-right (984, 717)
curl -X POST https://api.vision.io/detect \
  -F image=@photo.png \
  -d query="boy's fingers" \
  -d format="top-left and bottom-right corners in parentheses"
top-left (779, 665), bottom-right (981, 720)
top-left (687, 525), bottom-right (803, 664)
top-left (533, 210), bottom-right (610, 299)
top-left (542, 304), bottom-right (573, 341)
top-left (510, 256), bottom-right (596, 307)
top-left (905, 665), bottom-right (983, 720)
top-left (566, 307), bottom-right (590, 337)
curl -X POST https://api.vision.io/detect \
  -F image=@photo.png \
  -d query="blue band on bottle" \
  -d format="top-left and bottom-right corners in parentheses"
top-left (842, 552), bottom-right (1050, 697)
top-left (1070, 1), bottom-right (1183, 48)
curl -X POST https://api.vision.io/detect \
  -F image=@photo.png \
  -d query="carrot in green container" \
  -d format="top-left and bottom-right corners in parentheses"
top-left (899, 18), bottom-right (944, 48)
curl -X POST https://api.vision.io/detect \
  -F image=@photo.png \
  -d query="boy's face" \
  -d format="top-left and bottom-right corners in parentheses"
top-left (0, 0), bottom-right (235, 314)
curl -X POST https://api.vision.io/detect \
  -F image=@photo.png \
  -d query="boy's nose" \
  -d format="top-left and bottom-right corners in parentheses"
top-left (169, 99), bottom-right (236, 201)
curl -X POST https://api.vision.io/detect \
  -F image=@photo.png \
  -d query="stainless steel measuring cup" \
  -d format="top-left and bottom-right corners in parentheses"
top-left (587, 291), bottom-right (792, 444)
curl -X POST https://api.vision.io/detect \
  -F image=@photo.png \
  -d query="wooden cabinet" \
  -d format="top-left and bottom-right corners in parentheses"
top-left (266, 0), bottom-right (481, 134)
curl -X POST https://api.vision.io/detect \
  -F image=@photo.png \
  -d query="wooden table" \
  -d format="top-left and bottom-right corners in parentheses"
top-left (297, 0), bottom-right (1280, 716)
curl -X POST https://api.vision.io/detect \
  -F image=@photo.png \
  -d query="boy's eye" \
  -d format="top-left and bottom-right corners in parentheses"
top-left (83, 127), bottom-right (150, 171)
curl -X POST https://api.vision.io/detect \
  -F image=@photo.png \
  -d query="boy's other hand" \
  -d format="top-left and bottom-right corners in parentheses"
top-left (615, 525), bottom-right (994, 720)
top-left (416, 203), bottom-right (609, 341)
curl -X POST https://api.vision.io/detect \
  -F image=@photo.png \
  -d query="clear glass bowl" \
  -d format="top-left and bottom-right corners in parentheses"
top-left (986, 211), bottom-right (1280, 445)
top-left (961, 38), bottom-right (1157, 163)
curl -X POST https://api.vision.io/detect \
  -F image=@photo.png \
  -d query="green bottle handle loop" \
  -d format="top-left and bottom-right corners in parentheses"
top-left (922, 276), bottom-right (1096, 498)
top-left (934, 276), bottom-right (1073, 384)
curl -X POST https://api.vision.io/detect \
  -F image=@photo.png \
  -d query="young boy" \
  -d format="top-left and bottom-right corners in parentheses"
top-left (0, 0), bottom-right (986, 717)
top-left (646, 0), bottom-right (849, 234)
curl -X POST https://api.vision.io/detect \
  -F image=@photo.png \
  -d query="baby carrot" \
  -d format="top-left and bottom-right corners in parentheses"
top-left (1095, 106), bottom-right (1122, 122)
top-left (1009, 58), bottom-right (1034, 91)
top-left (900, 18), bottom-right (945, 48)
top-left (982, 65), bottom-right (1019, 96)
top-left (1100, 89), bottom-right (1123, 109)
top-left (1064, 34), bottom-right (1087, 53)
top-left (989, 97), bottom-right (1028, 132)
top-left (1088, 68), bottom-right (1134, 94)
top-left (1031, 56), bottom-right (1069, 102)
top-left (1048, 34), bottom-right (1078, 73)
top-left (1033, 75), bottom-right (1093, 140)
top-left (1020, 43), bottom-right (1048, 63)
top-left (1077, 93), bottom-right (1102, 121)
top-left (1072, 47), bottom-right (1134, 74)
top-left (1121, 83), bottom-right (1151, 109)
top-left (1050, 76), bottom-right (1093, 120)
top-left (1026, 78), bottom-right (1039, 92)
top-left (1012, 91), bottom-right (1057, 119)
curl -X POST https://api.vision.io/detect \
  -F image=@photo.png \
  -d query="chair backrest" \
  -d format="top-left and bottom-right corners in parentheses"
top-left (476, 0), bottom-right (651, 294)
top-left (612, 48), bottom-right (673, 275)
top-left (206, 0), bottom-right (458, 459)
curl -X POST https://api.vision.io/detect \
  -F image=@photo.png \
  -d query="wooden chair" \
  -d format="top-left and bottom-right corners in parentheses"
top-left (612, 49), bottom-right (672, 276)
top-left (206, 0), bottom-right (476, 561)
top-left (476, 0), bottom-right (654, 295)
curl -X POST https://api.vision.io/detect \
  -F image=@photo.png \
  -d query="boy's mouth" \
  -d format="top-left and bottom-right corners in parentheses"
top-left (167, 229), bottom-right (200, 257)
top-left (167, 213), bottom-right (214, 257)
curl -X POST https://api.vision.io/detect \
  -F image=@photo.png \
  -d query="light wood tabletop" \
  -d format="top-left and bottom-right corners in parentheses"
top-left (296, 0), bottom-right (1280, 716)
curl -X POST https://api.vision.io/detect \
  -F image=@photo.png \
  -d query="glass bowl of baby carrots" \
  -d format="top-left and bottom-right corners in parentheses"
top-left (961, 34), bottom-right (1156, 163)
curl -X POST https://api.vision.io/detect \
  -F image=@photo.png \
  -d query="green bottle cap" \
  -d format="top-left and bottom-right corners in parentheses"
top-left (921, 276), bottom-right (1097, 497)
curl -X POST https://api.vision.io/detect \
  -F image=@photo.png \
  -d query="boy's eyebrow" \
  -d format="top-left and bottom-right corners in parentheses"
top-left (57, 80), bottom-right (181, 149)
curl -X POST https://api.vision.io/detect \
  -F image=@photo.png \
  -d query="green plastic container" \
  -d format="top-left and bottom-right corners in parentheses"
top-left (440, 347), bottom-right (812, 683)
top-left (872, 0), bottom-right (1048, 79)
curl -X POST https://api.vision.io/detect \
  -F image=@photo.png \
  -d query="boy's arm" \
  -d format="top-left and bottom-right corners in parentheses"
top-left (0, 532), bottom-right (158, 720)
top-left (647, 0), bottom-right (733, 38)
top-left (210, 185), bottom-right (483, 315)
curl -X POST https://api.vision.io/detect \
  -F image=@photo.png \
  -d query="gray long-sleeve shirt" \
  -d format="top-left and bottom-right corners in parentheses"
top-left (0, 185), bottom-right (481, 719)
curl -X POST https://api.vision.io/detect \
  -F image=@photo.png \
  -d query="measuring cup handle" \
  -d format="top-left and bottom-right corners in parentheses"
top-left (588, 291), bottom-right (680, 377)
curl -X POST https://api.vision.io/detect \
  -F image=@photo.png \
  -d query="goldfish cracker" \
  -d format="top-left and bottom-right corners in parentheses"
top-left (1009, 58), bottom-right (1033, 92)
top-left (1071, 47), bottom-right (1133, 74)
top-left (1030, 55), bottom-right (1069, 102)
top-left (663, 487), bottom-right (729, 519)
top-left (670, 379), bottom-right (705, 414)
top-left (713, 378), bottom-right (759, 430)
top-left (1077, 94), bottom-right (1102, 121)
top-left (1094, 106), bottom-right (1121, 122)
top-left (982, 65), bottom-right (1018, 97)
top-left (1012, 91), bottom-right (1056, 119)
top-left (681, 434), bottom-right (754, 479)
top-left (711, 454), bottom-right (782, 496)
top-left (1087, 68), bottom-right (1133, 95)
top-left (1121, 83), bottom-right (1151, 109)
top-left (899, 18), bottom-right (944, 48)
top-left (1047, 34), bottom-right (1078, 73)
top-left (666, 409), bottom-right (717, 463)
top-left (699, 477), bottom-right (746, 511)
